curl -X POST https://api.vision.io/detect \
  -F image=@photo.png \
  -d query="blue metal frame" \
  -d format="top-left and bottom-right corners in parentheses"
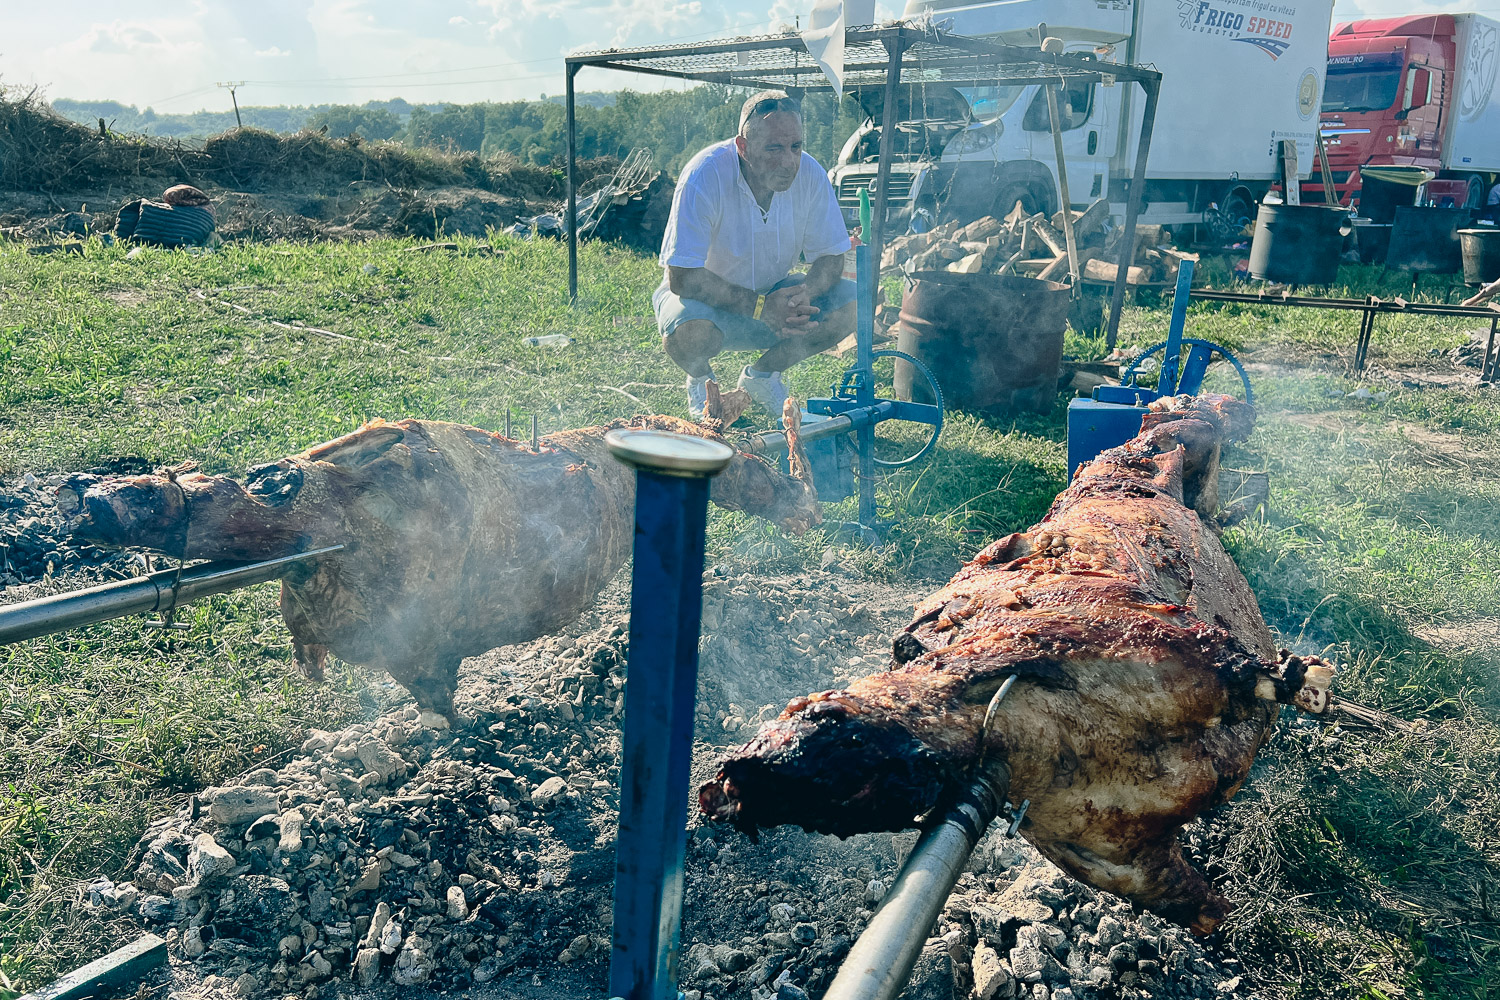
top-left (803, 240), bottom-right (943, 528)
top-left (608, 467), bottom-right (715, 1000)
top-left (1157, 258), bottom-right (1195, 393)
top-left (1069, 258), bottom-right (1253, 473)
top-left (1096, 258), bottom-right (1253, 405)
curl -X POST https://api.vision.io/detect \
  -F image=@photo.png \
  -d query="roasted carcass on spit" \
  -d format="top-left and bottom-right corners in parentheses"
top-left (58, 416), bottom-right (818, 719)
top-left (700, 394), bottom-right (1331, 935)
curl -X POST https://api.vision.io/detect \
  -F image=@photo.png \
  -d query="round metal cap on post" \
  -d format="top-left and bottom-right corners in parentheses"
top-left (605, 428), bottom-right (730, 1000)
top-left (604, 429), bottom-right (733, 477)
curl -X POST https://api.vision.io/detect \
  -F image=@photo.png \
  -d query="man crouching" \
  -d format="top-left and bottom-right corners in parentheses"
top-left (654, 91), bottom-right (857, 419)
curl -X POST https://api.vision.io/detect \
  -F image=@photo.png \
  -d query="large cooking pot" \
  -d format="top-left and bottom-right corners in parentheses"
top-left (1386, 206), bottom-right (1467, 273)
top-left (895, 271), bottom-right (1070, 414)
top-left (1459, 227), bottom-right (1500, 285)
top-left (1247, 203), bottom-right (1351, 284)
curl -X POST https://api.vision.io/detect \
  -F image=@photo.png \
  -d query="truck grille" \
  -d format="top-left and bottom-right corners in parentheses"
top-left (837, 173), bottom-right (916, 204)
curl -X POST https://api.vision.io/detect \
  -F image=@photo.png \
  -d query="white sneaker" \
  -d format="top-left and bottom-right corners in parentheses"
top-left (737, 366), bottom-right (788, 416)
top-left (686, 373), bottom-right (713, 419)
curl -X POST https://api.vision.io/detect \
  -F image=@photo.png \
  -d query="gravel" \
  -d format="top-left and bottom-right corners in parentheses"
top-left (0, 465), bottom-right (149, 592)
top-left (68, 568), bottom-right (1253, 999)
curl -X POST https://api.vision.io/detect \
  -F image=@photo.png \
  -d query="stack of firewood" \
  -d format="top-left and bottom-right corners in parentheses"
top-left (882, 199), bottom-right (1190, 285)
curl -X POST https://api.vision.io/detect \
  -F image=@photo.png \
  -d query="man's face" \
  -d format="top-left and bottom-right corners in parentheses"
top-left (735, 111), bottom-right (803, 193)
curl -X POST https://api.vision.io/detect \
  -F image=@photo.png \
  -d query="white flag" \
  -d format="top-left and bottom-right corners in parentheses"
top-left (801, 0), bottom-right (875, 95)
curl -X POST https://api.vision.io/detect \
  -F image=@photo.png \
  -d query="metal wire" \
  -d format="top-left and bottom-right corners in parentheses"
top-left (566, 27), bottom-right (1160, 93)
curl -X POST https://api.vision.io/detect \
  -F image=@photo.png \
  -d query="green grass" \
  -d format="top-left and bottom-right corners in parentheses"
top-left (2, 235), bottom-right (1498, 996)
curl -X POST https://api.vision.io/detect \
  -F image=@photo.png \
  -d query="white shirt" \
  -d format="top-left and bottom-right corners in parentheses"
top-left (659, 139), bottom-right (851, 294)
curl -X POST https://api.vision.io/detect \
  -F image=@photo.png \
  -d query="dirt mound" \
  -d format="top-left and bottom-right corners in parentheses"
top-left (0, 90), bottom-right (618, 241)
top-left (78, 570), bottom-right (1245, 999)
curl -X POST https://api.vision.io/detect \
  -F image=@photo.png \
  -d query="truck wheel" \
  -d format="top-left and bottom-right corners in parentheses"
top-left (992, 183), bottom-right (1047, 221)
top-left (1204, 187), bottom-right (1256, 245)
top-left (1464, 174), bottom-right (1488, 210)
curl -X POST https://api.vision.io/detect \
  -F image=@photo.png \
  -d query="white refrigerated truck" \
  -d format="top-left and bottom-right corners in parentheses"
top-left (831, 0), bottom-right (1334, 239)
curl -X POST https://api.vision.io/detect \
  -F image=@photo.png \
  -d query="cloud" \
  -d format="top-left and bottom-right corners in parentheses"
top-left (478, 0), bottom-right (710, 46)
top-left (449, 15), bottom-right (471, 25)
top-left (255, 46), bottom-right (293, 57)
top-left (82, 21), bottom-right (168, 55)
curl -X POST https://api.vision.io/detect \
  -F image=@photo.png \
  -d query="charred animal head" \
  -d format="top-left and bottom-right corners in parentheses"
top-left (698, 691), bottom-right (955, 838)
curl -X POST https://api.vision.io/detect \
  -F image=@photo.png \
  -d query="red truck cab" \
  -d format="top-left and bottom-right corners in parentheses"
top-left (1311, 15), bottom-right (1462, 210)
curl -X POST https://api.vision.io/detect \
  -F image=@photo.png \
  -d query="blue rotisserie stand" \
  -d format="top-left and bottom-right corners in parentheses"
top-left (604, 429), bottom-right (733, 1000)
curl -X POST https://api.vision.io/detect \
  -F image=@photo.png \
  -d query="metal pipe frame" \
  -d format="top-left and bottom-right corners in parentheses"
top-left (1190, 288), bottom-right (1500, 318)
top-left (823, 768), bottom-right (1009, 1000)
top-left (563, 26), bottom-right (1162, 90)
top-left (1188, 288), bottom-right (1500, 372)
top-left (1483, 315), bottom-right (1499, 383)
top-left (0, 546), bottom-right (343, 647)
top-left (566, 64), bottom-right (580, 303)
top-left (868, 33), bottom-right (906, 331)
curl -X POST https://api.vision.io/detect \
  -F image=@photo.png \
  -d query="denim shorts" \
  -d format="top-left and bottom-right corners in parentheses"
top-left (653, 274), bottom-right (857, 350)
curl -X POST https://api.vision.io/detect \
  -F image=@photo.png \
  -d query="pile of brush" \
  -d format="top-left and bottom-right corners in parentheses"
top-left (882, 199), bottom-right (1190, 286)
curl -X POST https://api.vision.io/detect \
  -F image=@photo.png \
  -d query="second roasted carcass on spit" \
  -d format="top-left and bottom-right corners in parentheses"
top-left (700, 394), bottom-right (1332, 934)
top-left (58, 416), bottom-right (818, 719)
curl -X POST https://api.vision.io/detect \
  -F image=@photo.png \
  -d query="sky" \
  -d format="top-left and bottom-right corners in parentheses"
top-left (0, 0), bottom-right (1491, 113)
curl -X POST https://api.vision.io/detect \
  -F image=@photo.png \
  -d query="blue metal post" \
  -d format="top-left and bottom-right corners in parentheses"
top-left (1159, 257), bottom-right (1196, 395)
top-left (605, 430), bottom-right (732, 1000)
top-left (855, 240), bottom-right (877, 528)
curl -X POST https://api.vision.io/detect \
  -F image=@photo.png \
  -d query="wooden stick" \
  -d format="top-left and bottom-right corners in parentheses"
top-left (1044, 82), bottom-right (1080, 282)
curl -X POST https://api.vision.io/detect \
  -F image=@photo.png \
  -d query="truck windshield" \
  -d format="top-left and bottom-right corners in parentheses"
top-left (956, 85), bottom-right (1025, 122)
top-left (1323, 62), bottom-right (1402, 113)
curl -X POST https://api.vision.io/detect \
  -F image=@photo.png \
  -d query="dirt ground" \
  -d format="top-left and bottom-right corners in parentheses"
top-left (0, 183), bottom-right (536, 243)
top-left (71, 558), bottom-right (1256, 1000)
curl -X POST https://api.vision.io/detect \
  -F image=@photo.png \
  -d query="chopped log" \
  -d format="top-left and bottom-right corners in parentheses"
top-left (1033, 220), bottom-right (1068, 257)
top-left (1037, 253), bottom-right (1071, 282)
top-left (1134, 224), bottom-right (1169, 247)
top-left (935, 242), bottom-right (965, 261)
top-left (1085, 258), bottom-right (1151, 284)
top-left (1068, 369), bottom-right (1116, 394)
top-left (1055, 199), bottom-right (1110, 243)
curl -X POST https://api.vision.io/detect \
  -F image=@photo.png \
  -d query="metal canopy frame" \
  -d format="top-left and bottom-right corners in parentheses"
top-left (564, 23), bottom-right (1163, 346)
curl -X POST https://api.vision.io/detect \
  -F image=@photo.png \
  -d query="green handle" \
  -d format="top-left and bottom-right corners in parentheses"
top-left (859, 187), bottom-right (872, 241)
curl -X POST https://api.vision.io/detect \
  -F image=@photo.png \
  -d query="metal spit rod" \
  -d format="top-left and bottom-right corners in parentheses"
top-left (823, 769), bottom-right (1009, 1000)
top-left (740, 400), bottom-right (896, 459)
top-left (0, 545), bottom-right (344, 647)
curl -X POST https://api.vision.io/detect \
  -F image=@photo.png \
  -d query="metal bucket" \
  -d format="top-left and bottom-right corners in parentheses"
top-left (1247, 203), bottom-right (1350, 284)
top-left (895, 271), bottom-right (1069, 414)
top-left (1386, 206), bottom-right (1467, 273)
top-left (1459, 228), bottom-right (1500, 285)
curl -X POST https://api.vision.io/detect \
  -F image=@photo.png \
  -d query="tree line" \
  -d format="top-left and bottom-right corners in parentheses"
top-left (52, 87), bottom-right (868, 175)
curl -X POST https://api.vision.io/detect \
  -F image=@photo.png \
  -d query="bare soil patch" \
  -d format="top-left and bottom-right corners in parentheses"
top-left (76, 567), bottom-right (1248, 1000)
